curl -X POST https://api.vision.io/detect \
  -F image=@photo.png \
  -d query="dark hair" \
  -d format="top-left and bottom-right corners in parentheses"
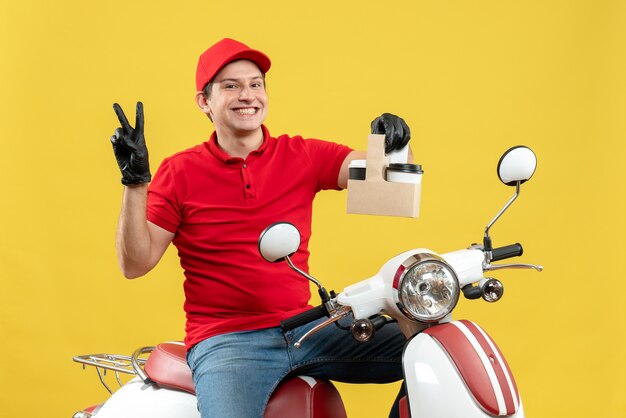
top-left (202, 82), bottom-right (214, 100)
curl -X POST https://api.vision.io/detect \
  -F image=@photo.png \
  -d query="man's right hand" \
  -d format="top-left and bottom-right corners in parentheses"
top-left (111, 102), bottom-right (152, 185)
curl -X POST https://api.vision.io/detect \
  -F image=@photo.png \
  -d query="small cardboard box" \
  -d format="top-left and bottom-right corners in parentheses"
top-left (347, 134), bottom-right (421, 218)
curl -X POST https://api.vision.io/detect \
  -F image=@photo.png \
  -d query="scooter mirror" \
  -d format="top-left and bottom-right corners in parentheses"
top-left (258, 222), bottom-right (301, 263)
top-left (497, 146), bottom-right (537, 186)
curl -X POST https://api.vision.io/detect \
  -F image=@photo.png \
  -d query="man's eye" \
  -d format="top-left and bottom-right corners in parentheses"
top-left (225, 84), bottom-right (238, 89)
top-left (251, 82), bottom-right (263, 88)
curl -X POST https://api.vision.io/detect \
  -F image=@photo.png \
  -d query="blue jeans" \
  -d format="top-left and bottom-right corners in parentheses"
top-left (186, 317), bottom-right (406, 418)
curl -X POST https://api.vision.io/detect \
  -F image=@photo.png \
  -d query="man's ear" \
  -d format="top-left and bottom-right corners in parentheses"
top-left (195, 91), bottom-right (210, 111)
top-left (195, 91), bottom-right (213, 121)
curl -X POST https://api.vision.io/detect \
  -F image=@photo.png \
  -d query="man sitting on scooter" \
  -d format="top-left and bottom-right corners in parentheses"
top-left (109, 37), bottom-right (408, 418)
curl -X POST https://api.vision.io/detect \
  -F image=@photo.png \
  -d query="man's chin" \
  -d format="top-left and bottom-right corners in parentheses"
top-left (231, 124), bottom-right (264, 137)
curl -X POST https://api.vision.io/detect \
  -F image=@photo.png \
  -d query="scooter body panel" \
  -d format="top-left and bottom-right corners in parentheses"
top-left (93, 377), bottom-right (200, 418)
top-left (403, 321), bottom-right (524, 418)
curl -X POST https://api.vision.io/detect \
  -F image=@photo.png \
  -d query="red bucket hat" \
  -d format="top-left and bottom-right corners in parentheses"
top-left (195, 38), bottom-right (272, 92)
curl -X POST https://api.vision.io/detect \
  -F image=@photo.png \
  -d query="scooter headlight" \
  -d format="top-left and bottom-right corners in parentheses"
top-left (393, 253), bottom-right (460, 322)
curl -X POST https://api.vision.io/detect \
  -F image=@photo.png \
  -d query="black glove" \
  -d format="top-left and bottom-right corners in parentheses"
top-left (110, 102), bottom-right (152, 185)
top-left (370, 113), bottom-right (411, 154)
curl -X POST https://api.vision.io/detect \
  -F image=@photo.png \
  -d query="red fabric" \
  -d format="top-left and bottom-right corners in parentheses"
top-left (195, 38), bottom-right (271, 91)
top-left (147, 126), bottom-right (352, 349)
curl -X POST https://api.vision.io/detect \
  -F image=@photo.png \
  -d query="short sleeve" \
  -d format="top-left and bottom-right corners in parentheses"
top-left (147, 159), bottom-right (182, 233)
top-left (302, 139), bottom-right (352, 191)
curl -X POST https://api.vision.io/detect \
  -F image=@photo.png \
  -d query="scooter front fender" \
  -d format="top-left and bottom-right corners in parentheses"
top-left (403, 320), bottom-right (523, 418)
top-left (93, 377), bottom-right (200, 418)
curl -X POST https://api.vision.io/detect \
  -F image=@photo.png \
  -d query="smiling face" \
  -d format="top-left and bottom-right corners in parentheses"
top-left (203, 59), bottom-right (268, 140)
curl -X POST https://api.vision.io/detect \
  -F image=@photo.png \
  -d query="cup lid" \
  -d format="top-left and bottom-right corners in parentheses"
top-left (388, 163), bottom-right (423, 174)
top-left (349, 159), bottom-right (367, 168)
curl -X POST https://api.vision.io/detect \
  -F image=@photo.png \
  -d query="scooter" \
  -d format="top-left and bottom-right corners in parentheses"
top-left (73, 145), bottom-right (541, 418)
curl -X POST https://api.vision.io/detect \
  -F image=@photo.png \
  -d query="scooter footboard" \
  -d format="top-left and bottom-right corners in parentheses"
top-left (403, 320), bottom-right (523, 418)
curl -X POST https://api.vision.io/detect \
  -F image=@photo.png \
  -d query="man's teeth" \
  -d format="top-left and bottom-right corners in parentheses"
top-left (236, 108), bottom-right (256, 115)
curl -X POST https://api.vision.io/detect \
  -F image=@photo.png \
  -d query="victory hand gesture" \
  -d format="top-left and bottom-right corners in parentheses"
top-left (110, 102), bottom-right (152, 185)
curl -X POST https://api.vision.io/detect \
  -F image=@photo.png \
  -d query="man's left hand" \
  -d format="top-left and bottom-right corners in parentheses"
top-left (370, 113), bottom-right (411, 154)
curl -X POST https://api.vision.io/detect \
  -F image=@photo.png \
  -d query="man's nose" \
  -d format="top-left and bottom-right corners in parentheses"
top-left (239, 86), bottom-right (254, 101)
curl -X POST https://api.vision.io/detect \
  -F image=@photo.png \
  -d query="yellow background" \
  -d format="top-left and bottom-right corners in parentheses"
top-left (1, 1), bottom-right (625, 417)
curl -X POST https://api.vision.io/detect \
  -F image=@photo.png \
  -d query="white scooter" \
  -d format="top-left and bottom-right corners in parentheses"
top-left (73, 145), bottom-right (541, 418)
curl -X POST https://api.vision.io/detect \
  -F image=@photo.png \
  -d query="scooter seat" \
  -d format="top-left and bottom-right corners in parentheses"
top-left (144, 342), bottom-right (347, 418)
top-left (144, 342), bottom-right (194, 393)
top-left (264, 375), bottom-right (347, 418)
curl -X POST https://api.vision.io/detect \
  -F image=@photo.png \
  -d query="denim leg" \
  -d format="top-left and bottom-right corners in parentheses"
top-left (187, 318), bottom-right (406, 418)
top-left (286, 317), bottom-right (406, 418)
top-left (286, 317), bottom-right (405, 383)
top-left (186, 328), bottom-right (290, 418)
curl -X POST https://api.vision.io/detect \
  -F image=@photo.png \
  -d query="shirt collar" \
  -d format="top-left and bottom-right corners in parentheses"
top-left (206, 125), bottom-right (270, 164)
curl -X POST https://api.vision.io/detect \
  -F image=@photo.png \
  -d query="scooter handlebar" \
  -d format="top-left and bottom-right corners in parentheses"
top-left (281, 305), bottom-right (327, 332)
top-left (491, 243), bottom-right (523, 261)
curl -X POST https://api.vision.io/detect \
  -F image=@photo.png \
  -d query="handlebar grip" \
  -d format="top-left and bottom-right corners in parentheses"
top-left (491, 243), bottom-right (523, 261)
top-left (280, 306), bottom-right (327, 332)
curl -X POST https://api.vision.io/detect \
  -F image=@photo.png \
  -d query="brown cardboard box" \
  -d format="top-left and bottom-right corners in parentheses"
top-left (347, 134), bottom-right (421, 218)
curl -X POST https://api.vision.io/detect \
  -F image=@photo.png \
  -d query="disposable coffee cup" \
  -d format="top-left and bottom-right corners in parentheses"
top-left (349, 160), bottom-right (367, 180)
top-left (386, 163), bottom-right (423, 184)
